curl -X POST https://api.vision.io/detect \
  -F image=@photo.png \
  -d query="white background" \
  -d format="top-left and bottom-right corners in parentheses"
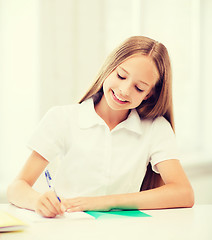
top-left (0, 0), bottom-right (212, 203)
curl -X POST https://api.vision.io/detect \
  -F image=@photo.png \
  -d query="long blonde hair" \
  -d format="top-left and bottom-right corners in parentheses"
top-left (79, 36), bottom-right (174, 190)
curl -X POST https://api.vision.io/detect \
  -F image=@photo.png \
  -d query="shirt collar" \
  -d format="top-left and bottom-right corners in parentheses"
top-left (79, 97), bottom-right (103, 128)
top-left (78, 97), bottom-right (143, 135)
top-left (116, 109), bottom-right (143, 135)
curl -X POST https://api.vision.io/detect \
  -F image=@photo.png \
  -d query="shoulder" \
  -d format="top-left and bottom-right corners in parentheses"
top-left (139, 116), bottom-right (172, 130)
top-left (153, 116), bottom-right (171, 125)
top-left (45, 98), bottom-right (94, 126)
top-left (139, 116), bottom-right (174, 139)
top-left (151, 116), bottom-right (174, 134)
top-left (46, 103), bottom-right (80, 117)
top-left (147, 116), bottom-right (176, 147)
top-left (39, 103), bottom-right (80, 127)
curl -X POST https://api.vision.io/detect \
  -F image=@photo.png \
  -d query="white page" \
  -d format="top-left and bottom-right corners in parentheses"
top-left (9, 207), bottom-right (95, 223)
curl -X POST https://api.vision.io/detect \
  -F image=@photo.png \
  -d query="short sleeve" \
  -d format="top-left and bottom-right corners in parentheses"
top-left (149, 117), bottom-right (179, 173)
top-left (27, 106), bottom-right (65, 162)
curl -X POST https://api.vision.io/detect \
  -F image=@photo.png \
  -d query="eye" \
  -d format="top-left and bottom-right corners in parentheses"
top-left (135, 86), bottom-right (144, 92)
top-left (117, 73), bottom-right (126, 80)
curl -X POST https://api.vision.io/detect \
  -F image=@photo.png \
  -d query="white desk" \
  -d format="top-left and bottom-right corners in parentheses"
top-left (1, 204), bottom-right (212, 240)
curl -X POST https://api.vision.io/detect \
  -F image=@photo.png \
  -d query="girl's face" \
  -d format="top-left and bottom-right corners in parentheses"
top-left (102, 55), bottom-right (159, 113)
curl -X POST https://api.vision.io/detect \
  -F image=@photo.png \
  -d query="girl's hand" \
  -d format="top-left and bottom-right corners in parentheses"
top-left (35, 191), bottom-right (66, 218)
top-left (62, 196), bottom-right (113, 212)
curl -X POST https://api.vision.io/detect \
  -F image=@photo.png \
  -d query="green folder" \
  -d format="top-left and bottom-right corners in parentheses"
top-left (85, 210), bottom-right (151, 219)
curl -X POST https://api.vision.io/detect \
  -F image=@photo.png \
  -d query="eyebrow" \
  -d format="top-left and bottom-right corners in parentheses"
top-left (118, 66), bottom-right (149, 86)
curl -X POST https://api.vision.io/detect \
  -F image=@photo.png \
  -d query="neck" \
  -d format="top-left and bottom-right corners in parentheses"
top-left (94, 95), bottom-right (130, 130)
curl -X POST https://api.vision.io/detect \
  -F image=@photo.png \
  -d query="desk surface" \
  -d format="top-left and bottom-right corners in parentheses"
top-left (1, 204), bottom-right (212, 240)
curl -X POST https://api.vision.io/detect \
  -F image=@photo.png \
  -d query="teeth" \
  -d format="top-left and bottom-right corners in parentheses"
top-left (114, 92), bottom-right (126, 102)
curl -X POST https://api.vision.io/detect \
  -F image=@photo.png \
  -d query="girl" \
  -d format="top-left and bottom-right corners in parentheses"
top-left (7, 36), bottom-right (194, 218)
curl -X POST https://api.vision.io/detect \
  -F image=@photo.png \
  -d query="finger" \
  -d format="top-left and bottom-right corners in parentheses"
top-left (67, 204), bottom-right (84, 212)
top-left (44, 199), bottom-right (60, 214)
top-left (61, 199), bottom-right (73, 213)
top-left (36, 204), bottom-right (57, 218)
top-left (35, 192), bottom-right (61, 217)
top-left (40, 206), bottom-right (57, 218)
top-left (61, 198), bottom-right (86, 212)
top-left (63, 198), bottom-right (81, 208)
top-left (46, 192), bottom-right (64, 215)
top-left (43, 197), bottom-right (59, 215)
top-left (60, 204), bottom-right (66, 213)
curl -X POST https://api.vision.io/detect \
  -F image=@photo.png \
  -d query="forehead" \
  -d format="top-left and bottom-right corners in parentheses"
top-left (118, 55), bottom-right (159, 86)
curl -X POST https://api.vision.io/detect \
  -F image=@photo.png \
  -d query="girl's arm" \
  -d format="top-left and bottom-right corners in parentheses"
top-left (114, 159), bottom-right (194, 210)
top-left (63, 159), bottom-right (194, 212)
top-left (7, 151), bottom-right (65, 217)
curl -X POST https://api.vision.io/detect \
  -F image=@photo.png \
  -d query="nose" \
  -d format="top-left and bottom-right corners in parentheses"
top-left (119, 80), bottom-right (131, 97)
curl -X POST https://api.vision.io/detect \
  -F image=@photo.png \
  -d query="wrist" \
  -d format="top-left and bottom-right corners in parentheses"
top-left (105, 195), bottom-right (118, 210)
top-left (107, 193), bottom-right (139, 210)
top-left (103, 194), bottom-right (126, 210)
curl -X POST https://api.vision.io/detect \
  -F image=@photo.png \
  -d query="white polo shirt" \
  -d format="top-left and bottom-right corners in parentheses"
top-left (27, 97), bottom-right (179, 198)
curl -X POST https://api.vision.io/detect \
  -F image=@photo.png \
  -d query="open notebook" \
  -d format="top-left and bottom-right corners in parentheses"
top-left (0, 210), bottom-right (28, 232)
top-left (3, 207), bottom-right (151, 223)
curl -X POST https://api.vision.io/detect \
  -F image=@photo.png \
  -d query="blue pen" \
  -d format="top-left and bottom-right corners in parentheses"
top-left (45, 170), bottom-right (61, 202)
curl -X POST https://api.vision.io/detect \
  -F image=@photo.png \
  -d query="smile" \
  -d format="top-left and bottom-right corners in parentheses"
top-left (112, 90), bottom-right (128, 104)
